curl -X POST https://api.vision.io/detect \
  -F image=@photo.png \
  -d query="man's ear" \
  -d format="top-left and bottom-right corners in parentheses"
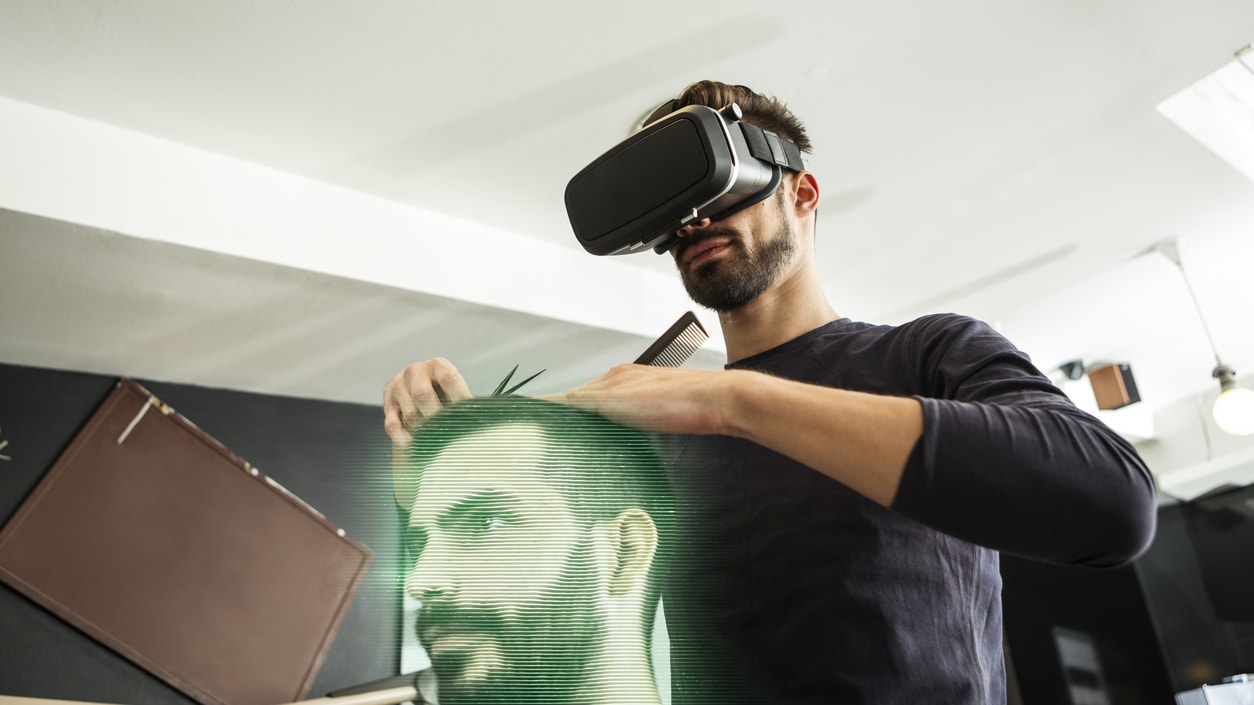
top-left (791, 170), bottom-right (820, 217)
top-left (604, 508), bottom-right (658, 597)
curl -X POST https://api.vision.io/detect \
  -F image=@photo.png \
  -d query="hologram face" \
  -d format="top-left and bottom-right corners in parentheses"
top-left (403, 424), bottom-right (603, 705)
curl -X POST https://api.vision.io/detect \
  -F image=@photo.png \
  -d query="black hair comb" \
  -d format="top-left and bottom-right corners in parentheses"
top-left (634, 311), bottom-right (708, 366)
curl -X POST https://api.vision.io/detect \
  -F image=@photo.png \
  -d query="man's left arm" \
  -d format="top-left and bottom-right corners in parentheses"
top-left (891, 389), bottom-right (1155, 566)
top-left (886, 315), bottom-right (1157, 566)
top-left (551, 326), bottom-right (1156, 567)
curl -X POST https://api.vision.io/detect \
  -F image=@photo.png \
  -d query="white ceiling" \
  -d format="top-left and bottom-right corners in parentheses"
top-left (2, 1), bottom-right (1254, 455)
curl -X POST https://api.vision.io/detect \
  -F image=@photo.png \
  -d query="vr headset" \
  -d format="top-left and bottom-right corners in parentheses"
top-left (564, 101), bottom-right (806, 256)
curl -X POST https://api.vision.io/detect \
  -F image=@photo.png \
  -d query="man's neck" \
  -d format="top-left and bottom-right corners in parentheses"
top-left (718, 261), bottom-right (839, 363)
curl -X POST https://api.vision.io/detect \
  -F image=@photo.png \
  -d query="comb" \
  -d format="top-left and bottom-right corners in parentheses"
top-left (634, 311), bottom-right (709, 367)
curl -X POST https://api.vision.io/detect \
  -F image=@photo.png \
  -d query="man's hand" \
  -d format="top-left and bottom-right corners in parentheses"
top-left (383, 358), bottom-right (473, 448)
top-left (551, 363), bottom-right (923, 507)
top-left (544, 364), bottom-right (741, 436)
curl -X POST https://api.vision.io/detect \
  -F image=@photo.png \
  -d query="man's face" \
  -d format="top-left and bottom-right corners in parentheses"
top-left (671, 187), bottom-right (799, 312)
top-left (404, 424), bottom-right (601, 705)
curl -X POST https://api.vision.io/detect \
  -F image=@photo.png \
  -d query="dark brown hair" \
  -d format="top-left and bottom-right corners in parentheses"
top-left (671, 80), bottom-right (812, 154)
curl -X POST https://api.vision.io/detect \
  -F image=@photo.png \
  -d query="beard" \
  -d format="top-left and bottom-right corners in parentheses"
top-left (417, 542), bottom-right (602, 705)
top-left (675, 205), bottom-right (797, 313)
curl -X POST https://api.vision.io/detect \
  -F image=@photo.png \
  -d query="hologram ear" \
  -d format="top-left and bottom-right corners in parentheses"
top-left (607, 508), bottom-right (658, 596)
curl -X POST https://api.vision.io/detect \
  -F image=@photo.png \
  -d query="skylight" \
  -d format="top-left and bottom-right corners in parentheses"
top-left (1158, 45), bottom-right (1254, 184)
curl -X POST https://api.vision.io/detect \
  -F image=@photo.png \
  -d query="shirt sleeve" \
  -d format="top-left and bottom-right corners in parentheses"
top-left (889, 314), bottom-right (1157, 567)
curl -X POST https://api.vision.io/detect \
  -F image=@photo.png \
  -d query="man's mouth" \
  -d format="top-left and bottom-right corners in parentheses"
top-left (417, 612), bottom-right (458, 648)
top-left (422, 628), bottom-right (463, 654)
top-left (681, 237), bottom-right (735, 270)
top-left (418, 607), bottom-right (499, 654)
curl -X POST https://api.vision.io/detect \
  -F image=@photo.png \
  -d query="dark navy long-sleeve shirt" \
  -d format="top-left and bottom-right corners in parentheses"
top-left (662, 314), bottom-right (1156, 705)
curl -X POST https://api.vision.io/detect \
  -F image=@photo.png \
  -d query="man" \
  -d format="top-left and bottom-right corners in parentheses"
top-left (383, 81), bottom-right (1157, 704)
top-left (395, 396), bottom-right (673, 705)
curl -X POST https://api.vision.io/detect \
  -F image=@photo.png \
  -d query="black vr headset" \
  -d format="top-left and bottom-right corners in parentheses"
top-left (564, 101), bottom-right (806, 256)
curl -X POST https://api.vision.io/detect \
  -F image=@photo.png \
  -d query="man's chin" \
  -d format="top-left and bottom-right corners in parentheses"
top-left (429, 639), bottom-right (508, 701)
top-left (681, 265), bottom-right (751, 312)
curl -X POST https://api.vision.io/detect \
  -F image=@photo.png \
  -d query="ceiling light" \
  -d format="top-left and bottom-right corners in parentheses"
top-left (1158, 44), bottom-right (1254, 184)
top-left (1157, 239), bottom-right (1254, 436)
top-left (1213, 365), bottom-right (1254, 435)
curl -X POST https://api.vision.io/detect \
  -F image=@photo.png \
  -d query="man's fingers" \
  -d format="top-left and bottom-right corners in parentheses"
top-left (383, 412), bottom-right (411, 448)
top-left (430, 359), bottom-right (473, 403)
top-left (382, 358), bottom-right (474, 446)
top-left (383, 381), bottom-right (420, 447)
top-left (404, 358), bottom-right (471, 420)
top-left (541, 364), bottom-right (730, 435)
top-left (406, 380), bottom-right (444, 423)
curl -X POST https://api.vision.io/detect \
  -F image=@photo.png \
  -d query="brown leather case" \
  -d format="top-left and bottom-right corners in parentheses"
top-left (0, 378), bottom-right (372, 705)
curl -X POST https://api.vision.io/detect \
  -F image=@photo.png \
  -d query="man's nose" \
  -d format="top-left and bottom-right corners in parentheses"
top-left (405, 543), bottom-right (454, 603)
top-left (676, 216), bottom-right (713, 239)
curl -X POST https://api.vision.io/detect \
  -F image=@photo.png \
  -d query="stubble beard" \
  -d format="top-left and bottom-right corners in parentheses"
top-left (677, 208), bottom-right (798, 313)
top-left (423, 542), bottom-right (602, 705)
